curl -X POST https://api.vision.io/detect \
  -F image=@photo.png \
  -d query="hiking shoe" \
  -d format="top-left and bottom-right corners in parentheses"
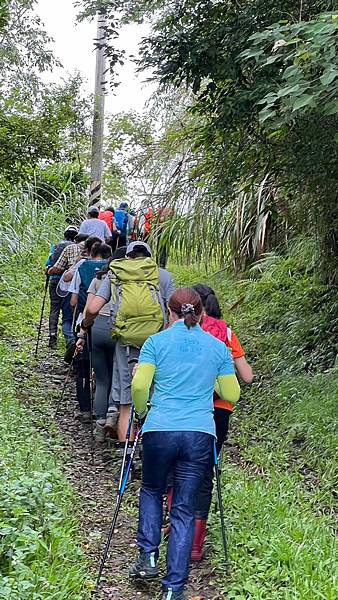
top-left (161, 589), bottom-right (186, 600)
top-left (129, 552), bottom-right (158, 580)
top-left (104, 405), bottom-right (119, 435)
top-left (94, 420), bottom-right (106, 443)
top-left (49, 335), bottom-right (57, 349)
top-left (78, 411), bottom-right (92, 424)
top-left (64, 341), bottom-right (76, 364)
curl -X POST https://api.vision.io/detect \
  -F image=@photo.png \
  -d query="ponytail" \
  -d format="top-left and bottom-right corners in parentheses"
top-left (193, 284), bottom-right (222, 319)
top-left (168, 288), bottom-right (203, 329)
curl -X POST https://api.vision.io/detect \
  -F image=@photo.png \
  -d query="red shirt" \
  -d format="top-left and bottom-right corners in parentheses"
top-left (201, 315), bottom-right (244, 412)
top-left (99, 211), bottom-right (114, 232)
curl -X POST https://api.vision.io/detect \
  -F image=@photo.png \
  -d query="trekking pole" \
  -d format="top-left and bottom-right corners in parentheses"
top-left (53, 350), bottom-right (77, 418)
top-left (95, 420), bottom-right (142, 590)
top-left (214, 442), bottom-right (229, 570)
top-left (34, 275), bottom-right (49, 358)
top-left (214, 444), bottom-right (224, 514)
top-left (118, 404), bottom-right (135, 490)
top-left (87, 327), bottom-right (95, 466)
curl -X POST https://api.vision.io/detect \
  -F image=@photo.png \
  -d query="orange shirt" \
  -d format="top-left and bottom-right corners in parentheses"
top-left (201, 315), bottom-right (245, 411)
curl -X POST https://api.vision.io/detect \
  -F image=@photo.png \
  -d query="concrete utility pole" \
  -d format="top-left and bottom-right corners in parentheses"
top-left (89, 13), bottom-right (107, 207)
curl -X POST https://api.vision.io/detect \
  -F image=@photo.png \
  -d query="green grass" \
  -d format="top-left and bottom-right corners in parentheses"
top-left (171, 240), bottom-right (338, 599)
top-left (0, 199), bottom-right (90, 599)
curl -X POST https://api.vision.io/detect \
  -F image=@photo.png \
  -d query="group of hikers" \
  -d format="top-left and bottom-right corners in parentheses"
top-left (44, 203), bottom-right (253, 600)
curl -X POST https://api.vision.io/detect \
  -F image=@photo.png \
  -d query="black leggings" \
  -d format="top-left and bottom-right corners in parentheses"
top-left (194, 408), bottom-right (231, 519)
top-left (74, 347), bottom-right (91, 412)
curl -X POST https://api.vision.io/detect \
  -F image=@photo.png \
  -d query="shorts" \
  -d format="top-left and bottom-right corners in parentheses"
top-left (111, 340), bottom-right (140, 405)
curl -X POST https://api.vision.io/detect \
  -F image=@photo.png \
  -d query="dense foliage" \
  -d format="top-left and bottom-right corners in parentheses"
top-left (79, 0), bottom-right (338, 282)
top-left (0, 1), bottom-right (91, 192)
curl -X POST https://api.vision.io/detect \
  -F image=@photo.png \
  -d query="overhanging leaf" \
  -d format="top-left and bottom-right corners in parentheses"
top-left (292, 94), bottom-right (314, 111)
top-left (320, 69), bottom-right (338, 86)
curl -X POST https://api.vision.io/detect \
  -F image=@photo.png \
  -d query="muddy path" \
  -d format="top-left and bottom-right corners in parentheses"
top-left (27, 343), bottom-right (227, 600)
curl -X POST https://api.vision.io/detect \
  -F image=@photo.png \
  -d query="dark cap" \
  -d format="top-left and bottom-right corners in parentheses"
top-left (88, 206), bottom-right (99, 215)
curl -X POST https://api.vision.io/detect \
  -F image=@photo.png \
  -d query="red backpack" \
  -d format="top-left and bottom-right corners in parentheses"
top-left (201, 315), bottom-right (232, 347)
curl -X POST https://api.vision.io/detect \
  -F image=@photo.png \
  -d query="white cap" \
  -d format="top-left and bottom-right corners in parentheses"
top-left (126, 240), bottom-right (152, 256)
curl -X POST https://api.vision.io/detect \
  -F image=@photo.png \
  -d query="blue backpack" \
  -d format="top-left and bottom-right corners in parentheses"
top-left (115, 209), bottom-right (129, 235)
top-left (78, 259), bottom-right (108, 312)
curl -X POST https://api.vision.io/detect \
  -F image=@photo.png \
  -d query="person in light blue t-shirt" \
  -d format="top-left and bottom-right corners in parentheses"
top-left (129, 287), bottom-right (240, 600)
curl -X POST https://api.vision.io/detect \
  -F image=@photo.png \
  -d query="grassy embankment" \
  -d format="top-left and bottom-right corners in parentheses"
top-left (171, 240), bottom-right (337, 599)
top-left (0, 196), bottom-right (90, 599)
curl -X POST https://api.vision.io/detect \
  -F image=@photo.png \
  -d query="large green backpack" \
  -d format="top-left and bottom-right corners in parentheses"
top-left (110, 257), bottom-right (165, 347)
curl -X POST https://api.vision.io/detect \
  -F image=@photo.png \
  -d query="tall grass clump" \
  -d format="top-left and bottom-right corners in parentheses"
top-left (0, 180), bottom-right (86, 267)
top-left (0, 181), bottom-right (87, 320)
top-left (0, 183), bottom-right (90, 598)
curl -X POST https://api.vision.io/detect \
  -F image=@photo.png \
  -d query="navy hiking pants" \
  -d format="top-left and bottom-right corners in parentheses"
top-left (138, 431), bottom-right (213, 591)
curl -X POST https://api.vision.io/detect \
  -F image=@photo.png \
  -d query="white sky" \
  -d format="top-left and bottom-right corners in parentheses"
top-left (35, 0), bottom-right (156, 115)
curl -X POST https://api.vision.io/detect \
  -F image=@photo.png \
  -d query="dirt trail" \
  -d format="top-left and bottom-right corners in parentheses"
top-left (29, 345), bottom-right (225, 600)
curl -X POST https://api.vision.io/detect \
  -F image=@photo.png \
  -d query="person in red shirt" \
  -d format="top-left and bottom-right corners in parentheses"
top-left (99, 206), bottom-right (116, 232)
top-left (191, 283), bottom-right (254, 561)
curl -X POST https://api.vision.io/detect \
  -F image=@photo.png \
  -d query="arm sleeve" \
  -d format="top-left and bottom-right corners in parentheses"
top-left (159, 270), bottom-right (176, 303)
top-left (217, 374), bottom-right (240, 406)
top-left (166, 273), bottom-right (176, 301)
top-left (215, 344), bottom-right (240, 405)
top-left (95, 275), bottom-right (111, 301)
top-left (131, 364), bottom-right (156, 415)
top-left (87, 279), bottom-right (98, 295)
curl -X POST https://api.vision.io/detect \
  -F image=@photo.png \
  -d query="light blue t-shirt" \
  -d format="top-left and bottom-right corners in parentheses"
top-left (78, 218), bottom-right (111, 241)
top-left (139, 321), bottom-right (235, 437)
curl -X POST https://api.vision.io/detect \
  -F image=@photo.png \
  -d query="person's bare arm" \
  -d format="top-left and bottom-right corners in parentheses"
top-left (82, 295), bottom-right (107, 328)
top-left (48, 265), bottom-right (62, 275)
top-left (234, 356), bottom-right (254, 384)
top-left (71, 293), bottom-right (78, 308)
top-left (63, 269), bottom-right (74, 282)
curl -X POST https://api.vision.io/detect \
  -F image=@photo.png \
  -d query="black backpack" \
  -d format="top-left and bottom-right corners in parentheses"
top-left (50, 241), bottom-right (73, 266)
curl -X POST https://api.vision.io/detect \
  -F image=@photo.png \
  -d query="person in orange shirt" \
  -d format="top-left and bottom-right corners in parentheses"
top-left (191, 284), bottom-right (254, 561)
